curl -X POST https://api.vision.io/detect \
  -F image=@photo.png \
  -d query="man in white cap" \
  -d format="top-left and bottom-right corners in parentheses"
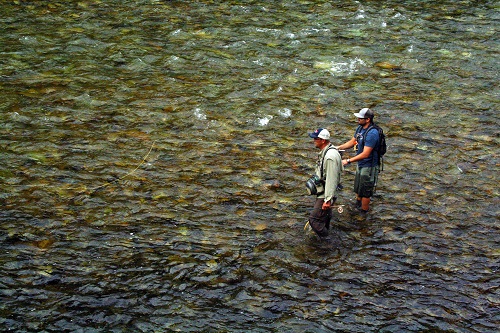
top-left (337, 108), bottom-right (380, 214)
top-left (305, 128), bottom-right (343, 237)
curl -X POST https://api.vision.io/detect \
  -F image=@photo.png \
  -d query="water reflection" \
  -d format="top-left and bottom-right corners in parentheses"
top-left (1, 1), bottom-right (498, 332)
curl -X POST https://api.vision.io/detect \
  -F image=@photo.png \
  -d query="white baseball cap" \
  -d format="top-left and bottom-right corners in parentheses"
top-left (308, 128), bottom-right (330, 140)
top-left (354, 108), bottom-right (374, 119)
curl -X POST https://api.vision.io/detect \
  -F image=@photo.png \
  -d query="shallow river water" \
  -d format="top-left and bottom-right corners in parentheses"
top-left (1, 1), bottom-right (498, 332)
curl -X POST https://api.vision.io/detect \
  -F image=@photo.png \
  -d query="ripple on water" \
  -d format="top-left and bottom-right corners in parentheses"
top-left (1, 1), bottom-right (498, 332)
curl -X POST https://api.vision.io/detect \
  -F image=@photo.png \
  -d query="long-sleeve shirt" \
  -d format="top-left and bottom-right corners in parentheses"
top-left (315, 144), bottom-right (343, 202)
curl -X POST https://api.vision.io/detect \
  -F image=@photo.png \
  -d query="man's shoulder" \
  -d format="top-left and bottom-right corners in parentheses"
top-left (324, 147), bottom-right (341, 160)
top-left (365, 126), bottom-right (380, 141)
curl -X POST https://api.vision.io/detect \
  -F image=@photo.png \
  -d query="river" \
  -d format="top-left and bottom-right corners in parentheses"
top-left (0, 1), bottom-right (498, 332)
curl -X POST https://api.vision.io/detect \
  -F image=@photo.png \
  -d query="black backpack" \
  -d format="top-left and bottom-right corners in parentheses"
top-left (358, 123), bottom-right (386, 171)
top-left (368, 124), bottom-right (386, 170)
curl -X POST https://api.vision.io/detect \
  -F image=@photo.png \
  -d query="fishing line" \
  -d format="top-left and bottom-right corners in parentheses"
top-left (79, 140), bottom-right (157, 196)
top-left (4, 140), bottom-right (157, 200)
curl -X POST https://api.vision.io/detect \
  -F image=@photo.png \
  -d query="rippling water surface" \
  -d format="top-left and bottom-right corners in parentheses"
top-left (1, 1), bottom-right (498, 332)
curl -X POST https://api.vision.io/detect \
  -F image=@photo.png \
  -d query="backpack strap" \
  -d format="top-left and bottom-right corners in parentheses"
top-left (320, 144), bottom-right (339, 180)
top-left (354, 125), bottom-right (363, 137)
top-left (364, 124), bottom-right (376, 136)
top-left (320, 143), bottom-right (334, 180)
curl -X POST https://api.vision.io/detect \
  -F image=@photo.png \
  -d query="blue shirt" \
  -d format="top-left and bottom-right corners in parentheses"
top-left (354, 125), bottom-right (380, 168)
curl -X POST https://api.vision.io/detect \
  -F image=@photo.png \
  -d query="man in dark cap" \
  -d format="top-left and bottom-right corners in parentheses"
top-left (305, 128), bottom-right (343, 237)
top-left (337, 108), bottom-right (380, 214)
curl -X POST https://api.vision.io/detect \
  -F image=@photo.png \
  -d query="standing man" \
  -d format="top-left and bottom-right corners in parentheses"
top-left (337, 108), bottom-right (380, 214)
top-left (306, 128), bottom-right (343, 237)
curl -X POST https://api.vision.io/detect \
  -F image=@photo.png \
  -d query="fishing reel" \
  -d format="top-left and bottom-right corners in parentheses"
top-left (305, 175), bottom-right (324, 195)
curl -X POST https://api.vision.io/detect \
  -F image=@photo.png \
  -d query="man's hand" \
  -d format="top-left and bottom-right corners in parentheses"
top-left (322, 200), bottom-right (332, 210)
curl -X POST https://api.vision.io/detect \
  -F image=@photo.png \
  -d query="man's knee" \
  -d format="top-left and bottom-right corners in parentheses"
top-left (309, 208), bottom-right (331, 236)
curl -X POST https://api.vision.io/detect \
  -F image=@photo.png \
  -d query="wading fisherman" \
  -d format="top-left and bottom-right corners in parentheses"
top-left (337, 108), bottom-right (380, 214)
top-left (305, 128), bottom-right (343, 237)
